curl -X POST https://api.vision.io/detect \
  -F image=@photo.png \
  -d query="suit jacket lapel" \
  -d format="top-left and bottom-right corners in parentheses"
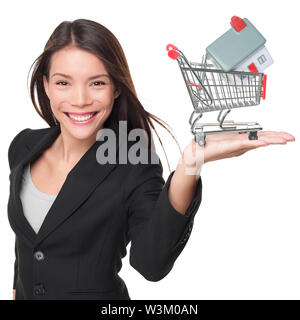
top-left (10, 125), bottom-right (62, 245)
top-left (10, 124), bottom-right (119, 248)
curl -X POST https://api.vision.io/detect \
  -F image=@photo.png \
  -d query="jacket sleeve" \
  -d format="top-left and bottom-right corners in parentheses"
top-left (8, 128), bottom-right (31, 289)
top-left (124, 155), bottom-right (202, 282)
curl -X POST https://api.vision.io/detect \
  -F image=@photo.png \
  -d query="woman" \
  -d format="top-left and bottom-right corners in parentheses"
top-left (8, 18), bottom-right (294, 300)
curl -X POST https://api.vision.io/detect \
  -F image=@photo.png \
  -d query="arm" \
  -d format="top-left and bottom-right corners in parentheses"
top-left (125, 129), bottom-right (294, 282)
top-left (124, 152), bottom-right (202, 282)
top-left (168, 160), bottom-right (201, 215)
top-left (167, 137), bottom-right (203, 215)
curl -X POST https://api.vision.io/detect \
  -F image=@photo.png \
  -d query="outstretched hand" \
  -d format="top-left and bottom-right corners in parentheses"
top-left (181, 130), bottom-right (295, 171)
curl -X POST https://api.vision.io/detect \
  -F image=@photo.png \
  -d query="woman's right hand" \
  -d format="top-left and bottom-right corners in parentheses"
top-left (13, 289), bottom-right (16, 300)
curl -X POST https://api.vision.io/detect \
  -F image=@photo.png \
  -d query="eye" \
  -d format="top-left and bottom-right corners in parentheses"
top-left (56, 81), bottom-right (68, 86)
top-left (55, 81), bottom-right (106, 87)
top-left (92, 81), bottom-right (106, 87)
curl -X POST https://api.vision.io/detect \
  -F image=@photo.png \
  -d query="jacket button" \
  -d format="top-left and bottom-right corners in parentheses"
top-left (34, 251), bottom-right (45, 261)
top-left (34, 284), bottom-right (46, 295)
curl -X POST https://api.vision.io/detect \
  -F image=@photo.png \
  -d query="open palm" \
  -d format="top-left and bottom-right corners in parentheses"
top-left (182, 130), bottom-right (295, 168)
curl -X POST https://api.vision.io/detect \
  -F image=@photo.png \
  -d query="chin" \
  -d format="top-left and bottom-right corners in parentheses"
top-left (72, 131), bottom-right (96, 141)
top-left (59, 122), bottom-right (99, 141)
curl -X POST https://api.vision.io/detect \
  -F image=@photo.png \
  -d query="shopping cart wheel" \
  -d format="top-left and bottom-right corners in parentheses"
top-left (195, 132), bottom-right (206, 147)
top-left (248, 131), bottom-right (258, 140)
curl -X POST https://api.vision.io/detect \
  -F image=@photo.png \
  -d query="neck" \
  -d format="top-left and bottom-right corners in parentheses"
top-left (54, 126), bottom-right (98, 165)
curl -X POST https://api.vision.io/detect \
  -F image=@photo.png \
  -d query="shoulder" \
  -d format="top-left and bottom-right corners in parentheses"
top-left (8, 126), bottom-right (52, 170)
top-left (23, 127), bottom-right (53, 149)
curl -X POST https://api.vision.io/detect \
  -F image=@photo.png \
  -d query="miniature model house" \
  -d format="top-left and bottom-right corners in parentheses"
top-left (232, 45), bottom-right (273, 74)
top-left (206, 16), bottom-right (273, 75)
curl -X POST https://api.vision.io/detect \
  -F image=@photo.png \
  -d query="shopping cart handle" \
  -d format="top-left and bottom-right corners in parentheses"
top-left (261, 74), bottom-right (267, 100)
top-left (166, 44), bottom-right (180, 60)
top-left (166, 44), bottom-right (177, 51)
top-left (168, 50), bottom-right (180, 60)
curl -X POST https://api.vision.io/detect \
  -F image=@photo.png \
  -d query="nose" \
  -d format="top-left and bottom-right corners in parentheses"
top-left (70, 86), bottom-right (93, 107)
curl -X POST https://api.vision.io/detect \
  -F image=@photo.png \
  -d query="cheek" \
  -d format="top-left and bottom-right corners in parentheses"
top-left (94, 91), bottom-right (116, 107)
top-left (94, 90), bottom-right (114, 100)
top-left (48, 90), bottom-right (67, 110)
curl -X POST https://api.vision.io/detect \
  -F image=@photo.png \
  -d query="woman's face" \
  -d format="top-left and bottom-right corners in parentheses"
top-left (43, 47), bottom-right (119, 141)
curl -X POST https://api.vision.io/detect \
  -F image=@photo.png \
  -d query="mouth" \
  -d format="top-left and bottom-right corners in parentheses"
top-left (63, 111), bottom-right (99, 125)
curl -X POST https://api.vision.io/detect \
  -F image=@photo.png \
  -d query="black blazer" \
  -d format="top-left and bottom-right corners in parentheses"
top-left (7, 124), bottom-right (202, 300)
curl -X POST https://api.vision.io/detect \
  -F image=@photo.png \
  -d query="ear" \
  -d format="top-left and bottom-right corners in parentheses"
top-left (43, 75), bottom-right (49, 98)
top-left (114, 88), bottom-right (121, 99)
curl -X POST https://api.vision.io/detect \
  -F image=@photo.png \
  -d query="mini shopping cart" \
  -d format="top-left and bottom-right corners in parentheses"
top-left (166, 44), bottom-right (267, 146)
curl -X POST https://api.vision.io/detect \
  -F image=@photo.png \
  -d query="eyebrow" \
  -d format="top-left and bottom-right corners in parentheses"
top-left (51, 73), bottom-right (110, 80)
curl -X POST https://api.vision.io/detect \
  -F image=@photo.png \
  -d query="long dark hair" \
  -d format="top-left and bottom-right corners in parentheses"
top-left (28, 18), bottom-right (181, 172)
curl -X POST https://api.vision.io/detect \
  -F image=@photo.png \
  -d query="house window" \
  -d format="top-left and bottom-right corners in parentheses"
top-left (258, 55), bottom-right (267, 64)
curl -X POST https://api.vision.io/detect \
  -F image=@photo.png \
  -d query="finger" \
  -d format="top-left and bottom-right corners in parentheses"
top-left (257, 135), bottom-right (288, 144)
top-left (238, 131), bottom-right (292, 142)
top-left (234, 133), bottom-right (289, 146)
top-left (258, 131), bottom-right (295, 141)
top-left (207, 130), bottom-right (295, 142)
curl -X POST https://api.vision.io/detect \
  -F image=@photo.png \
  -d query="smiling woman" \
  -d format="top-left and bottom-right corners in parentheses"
top-left (29, 19), bottom-right (178, 164)
top-left (8, 18), bottom-right (295, 301)
top-left (9, 18), bottom-right (203, 301)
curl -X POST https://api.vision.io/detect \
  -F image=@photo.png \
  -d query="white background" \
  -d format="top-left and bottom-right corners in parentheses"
top-left (0, 0), bottom-right (299, 300)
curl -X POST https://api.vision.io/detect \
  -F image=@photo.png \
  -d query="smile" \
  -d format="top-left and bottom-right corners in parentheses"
top-left (64, 112), bottom-right (98, 125)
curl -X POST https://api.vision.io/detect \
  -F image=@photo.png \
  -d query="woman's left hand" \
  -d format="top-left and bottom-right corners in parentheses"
top-left (170, 130), bottom-right (295, 214)
top-left (181, 130), bottom-right (296, 171)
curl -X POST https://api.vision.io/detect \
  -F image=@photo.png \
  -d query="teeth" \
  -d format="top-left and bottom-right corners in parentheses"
top-left (68, 112), bottom-right (95, 121)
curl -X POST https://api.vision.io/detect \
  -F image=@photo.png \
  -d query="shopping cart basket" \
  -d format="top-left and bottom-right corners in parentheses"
top-left (166, 44), bottom-right (267, 146)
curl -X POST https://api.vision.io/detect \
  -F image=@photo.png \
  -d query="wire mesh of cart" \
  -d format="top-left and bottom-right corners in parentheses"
top-left (166, 44), bottom-right (267, 146)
